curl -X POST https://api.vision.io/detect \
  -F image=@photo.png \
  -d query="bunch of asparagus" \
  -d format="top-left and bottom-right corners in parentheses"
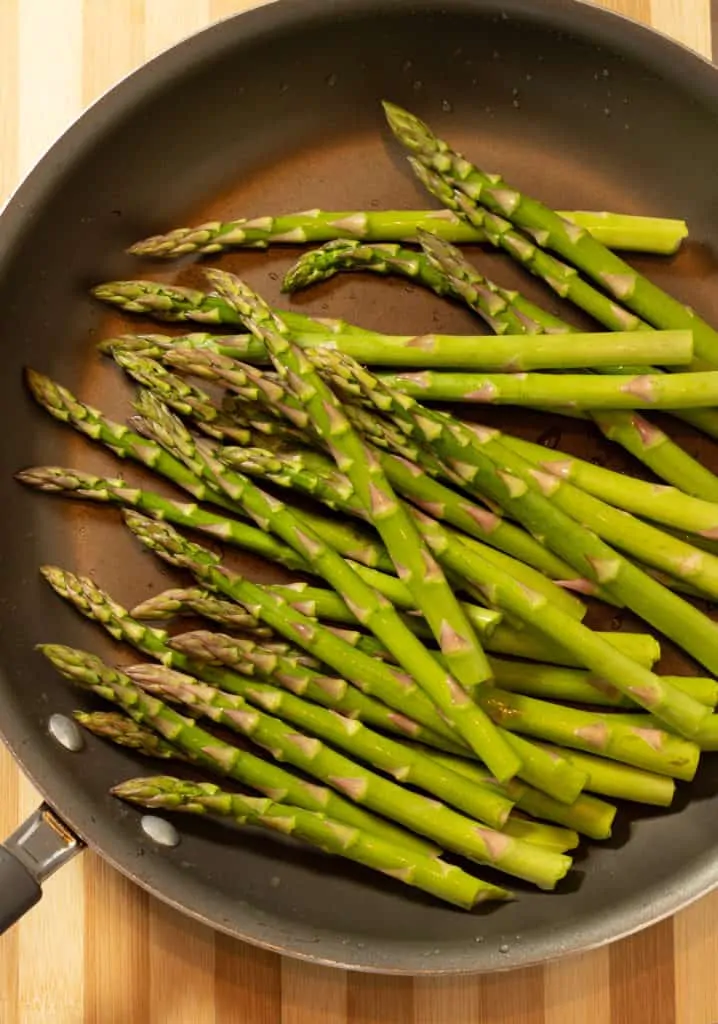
top-left (19, 101), bottom-right (718, 912)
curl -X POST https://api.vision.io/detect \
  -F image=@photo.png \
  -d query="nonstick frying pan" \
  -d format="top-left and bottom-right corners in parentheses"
top-left (3, 0), bottom-right (718, 975)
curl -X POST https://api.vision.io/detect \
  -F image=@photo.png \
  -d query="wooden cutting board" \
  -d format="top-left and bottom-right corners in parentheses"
top-left (0, 1), bottom-right (715, 1021)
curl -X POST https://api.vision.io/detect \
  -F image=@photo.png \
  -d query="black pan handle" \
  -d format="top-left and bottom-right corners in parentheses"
top-left (0, 805), bottom-right (83, 934)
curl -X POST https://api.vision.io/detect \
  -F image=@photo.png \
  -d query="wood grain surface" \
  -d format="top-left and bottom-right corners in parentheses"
top-left (0, 1), bottom-right (715, 1021)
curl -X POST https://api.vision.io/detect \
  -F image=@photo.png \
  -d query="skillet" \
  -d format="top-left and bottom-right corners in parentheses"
top-left (2, 0), bottom-right (718, 974)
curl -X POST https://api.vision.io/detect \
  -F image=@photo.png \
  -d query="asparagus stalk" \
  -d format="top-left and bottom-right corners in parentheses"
top-left (422, 751), bottom-right (616, 840)
top-left (479, 689), bottom-right (698, 780)
top-left (167, 628), bottom-right (465, 751)
top-left (162, 343), bottom-right (585, 587)
top-left (219, 444), bottom-right (588, 621)
top-left (133, 388), bottom-right (522, 779)
top-left (41, 562), bottom-right (462, 752)
top-left (448, 439), bottom-right (718, 603)
top-left (376, 365), bottom-right (718, 410)
top-left (487, 624), bottom-right (659, 669)
top-left (384, 102), bottom-right (718, 369)
top-left (205, 271), bottom-right (523, 779)
top-left (92, 701), bottom-right (567, 852)
top-left (102, 325), bottom-right (695, 371)
top-left (24, 369), bottom-right (237, 511)
top-left (499, 815), bottom-right (579, 853)
top-left (74, 709), bottom-right (192, 760)
top-left (116, 776), bottom-right (510, 909)
top-left (536, 746), bottom-right (676, 807)
top-left (123, 512), bottom-right (587, 804)
top-left (92, 280), bottom-right (360, 334)
top-left (24, 367), bottom-right (383, 570)
top-left (128, 660), bottom-right (514, 830)
top-left (124, 663), bottom-right (572, 889)
top-left (40, 644), bottom-right (433, 855)
top-left (489, 657), bottom-right (718, 709)
top-left (420, 229), bottom-right (718, 482)
top-left (113, 349), bottom-right (253, 442)
top-left (317, 348), bottom-right (718, 695)
top-left (591, 411), bottom-right (718, 503)
top-left (498, 436), bottom-right (718, 538)
top-left (127, 207), bottom-right (687, 258)
top-left (15, 466), bottom-right (310, 573)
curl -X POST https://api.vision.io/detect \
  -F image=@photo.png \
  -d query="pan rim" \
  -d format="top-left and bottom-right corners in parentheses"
top-left (2, 0), bottom-right (718, 975)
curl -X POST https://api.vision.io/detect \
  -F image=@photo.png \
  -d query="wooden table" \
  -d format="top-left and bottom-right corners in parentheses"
top-left (0, 1), bottom-right (716, 1021)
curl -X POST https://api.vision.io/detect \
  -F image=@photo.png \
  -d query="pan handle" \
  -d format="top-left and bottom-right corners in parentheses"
top-left (0, 805), bottom-right (83, 934)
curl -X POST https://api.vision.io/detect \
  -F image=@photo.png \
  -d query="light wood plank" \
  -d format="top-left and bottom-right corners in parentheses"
top-left (347, 974), bottom-right (414, 1024)
top-left (609, 920), bottom-right (676, 1024)
top-left (84, 854), bottom-right (150, 1024)
top-left (143, 0), bottom-right (211, 61)
top-left (674, 889), bottom-right (718, 1024)
top-left (650, 0), bottom-right (712, 56)
top-left (149, 901), bottom-right (216, 1024)
top-left (82, 0), bottom-right (145, 105)
top-left (281, 959), bottom-right (347, 1024)
top-left (16, 778), bottom-right (85, 1024)
top-left (214, 934), bottom-right (282, 1023)
top-left (544, 950), bottom-right (611, 1024)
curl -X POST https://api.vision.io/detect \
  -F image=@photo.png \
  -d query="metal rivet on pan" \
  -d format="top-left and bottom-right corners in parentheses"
top-left (140, 815), bottom-right (181, 848)
top-left (48, 713), bottom-right (84, 752)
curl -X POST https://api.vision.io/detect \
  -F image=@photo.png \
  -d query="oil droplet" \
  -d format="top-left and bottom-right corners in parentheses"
top-left (513, 100), bottom-right (521, 109)
top-left (475, 936), bottom-right (484, 943)
top-left (413, 80), bottom-right (423, 91)
top-left (402, 59), bottom-right (413, 72)
top-left (48, 713), bottom-right (84, 752)
top-left (603, 108), bottom-right (611, 116)
top-left (499, 943), bottom-right (510, 954)
top-left (602, 68), bottom-right (610, 77)
top-left (270, 876), bottom-right (281, 888)
top-left (141, 815), bottom-right (181, 848)
top-left (280, 83), bottom-right (289, 93)
top-left (441, 99), bottom-right (453, 112)
top-left (326, 73), bottom-right (338, 87)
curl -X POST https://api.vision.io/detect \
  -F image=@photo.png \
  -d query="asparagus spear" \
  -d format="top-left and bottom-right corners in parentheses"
top-left (162, 343), bottom-right (586, 587)
top-left (123, 512), bottom-right (587, 803)
top-left (112, 349), bottom-right (254, 442)
top-left (127, 207), bottom-right (687, 258)
top-left (74, 709), bottom-right (192, 759)
top-left (376, 365), bottom-right (718, 410)
top-left (219, 444), bottom-right (588, 621)
top-left (124, 663), bottom-right (572, 889)
top-left (115, 776), bottom-right (511, 908)
top-left (535, 746), bottom-right (675, 807)
top-left (102, 325), bottom-right (695, 371)
top-left (498, 436), bottom-right (718, 539)
top-left (132, 387), bottom-right (521, 779)
top-left (479, 688), bottom-right (698, 780)
top-left (15, 466), bottom-right (310, 573)
top-left (438, 438), bottom-right (718, 603)
top-left (421, 751), bottom-right (616, 840)
top-left (128, 660), bottom-right (514, 830)
top-left (24, 369), bottom-right (237, 510)
top-left (92, 281), bottom-right (361, 334)
top-left (487, 624), bottom-right (659, 669)
top-left (384, 102), bottom-right (718, 369)
top-left (317, 348), bottom-right (718, 696)
top-left (489, 657), bottom-right (718, 709)
top-left (25, 367), bottom-right (383, 570)
top-left (417, 227), bottom-right (718, 466)
top-left (39, 643), bottom-right (433, 855)
top-left (167, 628), bottom-right (465, 751)
top-left (591, 411), bottom-right (718, 503)
top-left (41, 563), bottom-right (463, 751)
top-left (205, 271), bottom-right (523, 780)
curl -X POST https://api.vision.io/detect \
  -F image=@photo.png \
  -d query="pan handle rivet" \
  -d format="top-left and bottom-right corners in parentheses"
top-left (140, 815), bottom-right (181, 848)
top-left (48, 714), bottom-right (84, 753)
